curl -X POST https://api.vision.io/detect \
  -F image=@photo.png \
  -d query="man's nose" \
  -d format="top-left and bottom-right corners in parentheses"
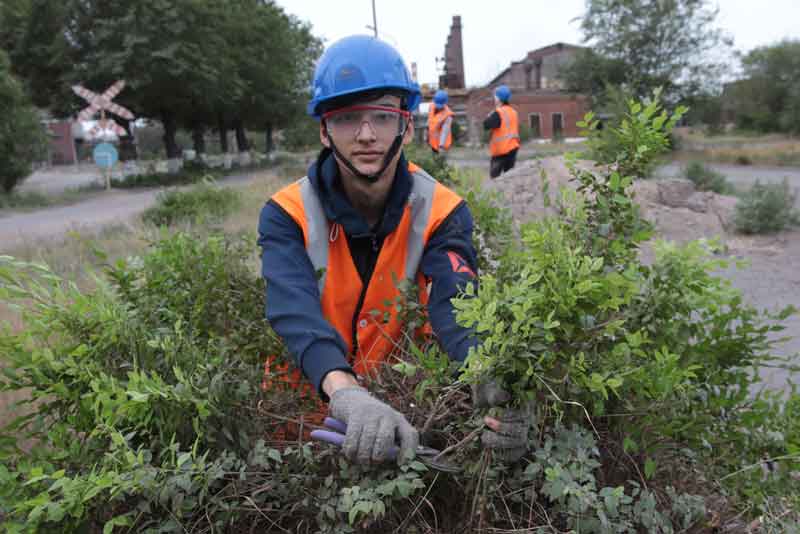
top-left (355, 119), bottom-right (377, 141)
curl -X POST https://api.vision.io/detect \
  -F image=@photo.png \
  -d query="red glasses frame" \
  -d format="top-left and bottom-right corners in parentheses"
top-left (321, 105), bottom-right (412, 121)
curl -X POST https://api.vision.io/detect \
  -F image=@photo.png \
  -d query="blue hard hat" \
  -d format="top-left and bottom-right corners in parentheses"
top-left (433, 90), bottom-right (448, 109)
top-left (495, 85), bottom-right (511, 103)
top-left (307, 35), bottom-right (421, 118)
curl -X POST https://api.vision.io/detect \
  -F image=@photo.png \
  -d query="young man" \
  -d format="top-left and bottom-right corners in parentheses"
top-left (483, 85), bottom-right (520, 178)
top-left (258, 35), bottom-right (528, 465)
top-left (427, 89), bottom-right (454, 153)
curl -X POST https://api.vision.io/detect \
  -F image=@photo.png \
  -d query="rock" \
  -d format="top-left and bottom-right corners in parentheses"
top-left (687, 192), bottom-right (711, 213)
top-left (657, 179), bottom-right (696, 208)
top-left (709, 195), bottom-right (739, 232)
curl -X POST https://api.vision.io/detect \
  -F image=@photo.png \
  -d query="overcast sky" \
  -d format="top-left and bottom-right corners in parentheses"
top-left (275, 0), bottom-right (800, 87)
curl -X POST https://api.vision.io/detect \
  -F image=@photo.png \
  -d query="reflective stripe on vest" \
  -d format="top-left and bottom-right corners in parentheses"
top-left (489, 104), bottom-right (520, 157)
top-left (427, 105), bottom-right (454, 151)
top-left (271, 163), bottom-right (463, 375)
top-left (299, 170), bottom-right (435, 293)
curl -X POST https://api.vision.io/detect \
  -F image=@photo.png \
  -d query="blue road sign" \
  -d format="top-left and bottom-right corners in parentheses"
top-left (93, 143), bottom-right (118, 168)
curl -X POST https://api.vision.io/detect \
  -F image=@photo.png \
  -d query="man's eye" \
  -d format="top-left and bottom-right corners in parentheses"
top-left (373, 112), bottom-right (394, 124)
top-left (333, 112), bottom-right (358, 124)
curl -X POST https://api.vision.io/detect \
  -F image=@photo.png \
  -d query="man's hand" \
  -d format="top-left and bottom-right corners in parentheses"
top-left (473, 381), bottom-right (533, 462)
top-left (328, 386), bottom-right (419, 464)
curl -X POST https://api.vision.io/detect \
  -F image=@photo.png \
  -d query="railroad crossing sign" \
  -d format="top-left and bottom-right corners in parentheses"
top-left (72, 80), bottom-right (134, 139)
top-left (92, 143), bottom-right (118, 168)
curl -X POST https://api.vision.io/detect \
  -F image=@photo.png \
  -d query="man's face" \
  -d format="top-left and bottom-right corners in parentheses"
top-left (320, 94), bottom-right (414, 188)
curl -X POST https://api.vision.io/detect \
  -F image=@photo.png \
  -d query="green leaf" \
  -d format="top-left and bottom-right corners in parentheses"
top-left (644, 458), bottom-right (657, 479)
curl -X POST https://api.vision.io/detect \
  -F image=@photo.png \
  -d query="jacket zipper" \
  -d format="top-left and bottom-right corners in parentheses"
top-left (349, 232), bottom-right (380, 362)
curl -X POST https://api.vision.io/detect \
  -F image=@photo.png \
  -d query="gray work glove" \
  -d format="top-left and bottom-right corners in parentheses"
top-left (473, 380), bottom-right (534, 462)
top-left (329, 386), bottom-right (419, 464)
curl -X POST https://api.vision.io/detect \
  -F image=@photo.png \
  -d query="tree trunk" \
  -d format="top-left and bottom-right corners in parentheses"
top-left (192, 125), bottom-right (206, 155)
top-left (265, 122), bottom-right (274, 153)
top-left (234, 118), bottom-right (249, 152)
top-left (218, 114), bottom-right (229, 153)
top-left (118, 117), bottom-right (138, 161)
top-left (161, 111), bottom-right (180, 159)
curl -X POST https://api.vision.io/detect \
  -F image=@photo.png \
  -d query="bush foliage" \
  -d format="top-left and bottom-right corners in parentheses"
top-left (733, 178), bottom-right (800, 234)
top-left (141, 180), bottom-right (242, 226)
top-left (579, 87), bottom-right (687, 179)
top-left (0, 92), bottom-right (798, 532)
top-left (683, 161), bottom-right (733, 195)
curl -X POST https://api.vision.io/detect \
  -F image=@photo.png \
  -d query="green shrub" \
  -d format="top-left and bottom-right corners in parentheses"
top-left (733, 179), bottom-right (800, 234)
top-left (683, 160), bottom-right (734, 194)
top-left (141, 180), bottom-right (242, 226)
top-left (0, 93), bottom-right (797, 533)
top-left (579, 87), bottom-right (687, 179)
top-left (403, 142), bottom-right (456, 186)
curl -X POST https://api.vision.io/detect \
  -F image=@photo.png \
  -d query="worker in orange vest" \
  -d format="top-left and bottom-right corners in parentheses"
top-left (428, 90), bottom-right (454, 154)
top-left (483, 85), bottom-right (520, 178)
top-left (258, 35), bottom-right (531, 466)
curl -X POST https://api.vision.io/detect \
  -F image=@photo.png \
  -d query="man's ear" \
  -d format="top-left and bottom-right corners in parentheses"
top-left (319, 121), bottom-right (331, 148)
top-left (402, 117), bottom-right (414, 146)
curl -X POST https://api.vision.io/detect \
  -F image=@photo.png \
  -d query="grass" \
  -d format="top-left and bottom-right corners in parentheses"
top-left (673, 128), bottom-right (800, 167)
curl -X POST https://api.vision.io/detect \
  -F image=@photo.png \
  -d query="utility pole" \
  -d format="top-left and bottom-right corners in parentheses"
top-left (371, 0), bottom-right (378, 38)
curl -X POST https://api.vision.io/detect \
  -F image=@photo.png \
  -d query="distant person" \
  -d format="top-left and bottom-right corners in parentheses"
top-left (428, 90), bottom-right (454, 154)
top-left (483, 85), bottom-right (520, 178)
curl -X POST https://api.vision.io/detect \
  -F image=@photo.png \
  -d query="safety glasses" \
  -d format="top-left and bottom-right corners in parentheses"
top-left (322, 105), bottom-right (411, 140)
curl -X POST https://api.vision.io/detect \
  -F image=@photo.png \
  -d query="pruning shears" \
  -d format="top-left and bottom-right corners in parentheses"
top-left (310, 417), bottom-right (461, 473)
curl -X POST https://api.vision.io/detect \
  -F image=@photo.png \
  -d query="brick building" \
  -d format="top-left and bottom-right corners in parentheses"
top-left (420, 18), bottom-right (589, 144)
top-left (471, 43), bottom-right (588, 141)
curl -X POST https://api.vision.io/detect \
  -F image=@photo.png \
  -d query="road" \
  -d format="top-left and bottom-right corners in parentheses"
top-left (0, 171), bottom-right (255, 252)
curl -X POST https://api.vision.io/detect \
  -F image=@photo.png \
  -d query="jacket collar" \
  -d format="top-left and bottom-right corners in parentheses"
top-left (307, 147), bottom-right (413, 238)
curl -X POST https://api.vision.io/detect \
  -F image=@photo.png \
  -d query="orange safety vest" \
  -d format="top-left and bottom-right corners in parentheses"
top-left (268, 162), bottom-right (463, 390)
top-left (489, 104), bottom-right (520, 157)
top-left (428, 105), bottom-right (454, 151)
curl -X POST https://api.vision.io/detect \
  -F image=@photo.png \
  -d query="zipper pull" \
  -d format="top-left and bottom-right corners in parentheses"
top-left (371, 234), bottom-right (378, 252)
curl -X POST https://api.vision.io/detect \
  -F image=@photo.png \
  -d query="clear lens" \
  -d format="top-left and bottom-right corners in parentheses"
top-left (325, 106), bottom-right (407, 139)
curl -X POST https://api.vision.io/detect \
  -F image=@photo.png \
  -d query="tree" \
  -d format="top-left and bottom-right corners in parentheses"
top-left (731, 40), bottom-right (800, 134)
top-left (560, 48), bottom-right (629, 108)
top-left (0, 0), bottom-right (75, 114)
top-left (0, 49), bottom-right (46, 194)
top-left (223, 0), bottom-right (322, 155)
top-left (575, 0), bottom-right (732, 103)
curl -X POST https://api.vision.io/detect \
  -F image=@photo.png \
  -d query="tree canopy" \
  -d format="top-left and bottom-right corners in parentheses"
top-left (0, 49), bottom-right (46, 193)
top-left (729, 39), bottom-right (800, 134)
top-left (1, 0), bottom-right (322, 157)
top-left (566, 0), bottom-right (732, 105)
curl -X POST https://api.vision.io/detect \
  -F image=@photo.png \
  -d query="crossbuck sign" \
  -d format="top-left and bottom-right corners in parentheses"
top-left (72, 80), bottom-right (135, 139)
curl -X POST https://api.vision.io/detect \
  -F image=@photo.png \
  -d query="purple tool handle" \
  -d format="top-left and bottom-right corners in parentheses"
top-left (323, 417), bottom-right (347, 433)
top-left (311, 418), bottom-right (401, 460)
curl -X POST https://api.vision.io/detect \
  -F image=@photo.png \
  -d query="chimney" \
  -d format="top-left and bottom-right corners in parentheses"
top-left (440, 15), bottom-right (465, 89)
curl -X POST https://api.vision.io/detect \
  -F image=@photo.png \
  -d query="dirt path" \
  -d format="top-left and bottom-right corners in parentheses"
top-left (0, 172), bottom-right (256, 252)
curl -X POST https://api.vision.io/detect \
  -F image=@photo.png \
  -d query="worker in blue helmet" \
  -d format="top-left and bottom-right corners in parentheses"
top-left (258, 35), bottom-right (532, 466)
top-left (483, 84), bottom-right (520, 178)
top-left (428, 90), bottom-right (455, 153)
